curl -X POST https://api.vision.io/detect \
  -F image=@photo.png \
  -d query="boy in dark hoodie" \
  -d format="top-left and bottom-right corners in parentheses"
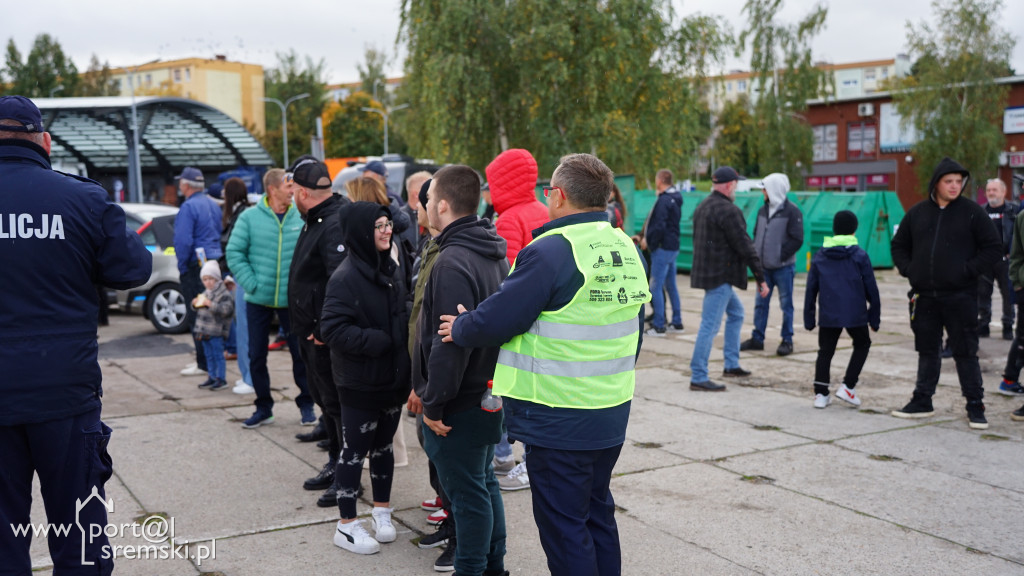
top-left (890, 157), bottom-right (1003, 430)
top-left (804, 211), bottom-right (881, 409)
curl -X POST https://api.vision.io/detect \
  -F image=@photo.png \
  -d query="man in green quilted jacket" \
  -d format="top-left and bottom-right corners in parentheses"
top-left (227, 167), bottom-right (315, 429)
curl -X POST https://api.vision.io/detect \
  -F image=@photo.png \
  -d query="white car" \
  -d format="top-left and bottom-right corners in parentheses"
top-left (112, 203), bottom-right (189, 334)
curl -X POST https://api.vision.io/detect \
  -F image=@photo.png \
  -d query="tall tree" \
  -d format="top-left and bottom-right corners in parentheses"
top-left (399, 0), bottom-right (726, 182)
top-left (79, 54), bottom-right (119, 96)
top-left (892, 0), bottom-right (1014, 191)
top-left (713, 94), bottom-right (759, 177)
top-left (262, 50), bottom-right (329, 167)
top-left (738, 0), bottom-right (828, 183)
top-left (323, 91), bottom-right (384, 157)
top-left (3, 34), bottom-right (79, 97)
top-left (358, 46), bottom-right (391, 106)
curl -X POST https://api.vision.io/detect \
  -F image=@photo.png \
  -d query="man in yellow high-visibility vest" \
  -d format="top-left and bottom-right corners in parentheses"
top-left (439, 153), bottom-right (649, 576)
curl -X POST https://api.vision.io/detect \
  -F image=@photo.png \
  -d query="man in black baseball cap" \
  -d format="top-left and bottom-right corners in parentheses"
top-left (0, 95), bottom-right (44, 134)
top-left (711, 166), bottom-right (745, 184)
top-left (288, 155), bottom-right (333, 191)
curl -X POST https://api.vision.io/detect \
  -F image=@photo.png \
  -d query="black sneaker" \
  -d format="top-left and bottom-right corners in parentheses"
top-left (434, 543), bottom-right (455, 572)
top-left (978, 325), bottom-right (990, 338)
top-left (966, 402), bottom-right (988, 430)
top-left (296, 420), bottom-right (327, 442)
top-left (1004, 326), bottom-right (1015, 341)
top-left (418, 519), bottom-right (453, 549)
top-left (1012, 405), bottom-right (1024, 422)
top-left (197, 377), bottom-right (217, 389)
top-left (690, 380), bottom-right (727, 392)
top-left (316, 439), bottom-right (330, 451)
top-left (776, 341), bottom-right (793, 356)
top-left (208, 378), bottom-right (228, 391)
top-left (740, 338), bottom-right (764, 351)
top-left (891, 396), bottom-right (935, 419)
top-left (304, 459), bottom-right (337, 491)
top-left (722, 367), bottom-right (751, 377)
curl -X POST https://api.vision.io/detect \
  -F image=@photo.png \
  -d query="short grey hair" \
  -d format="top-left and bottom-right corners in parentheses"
top-left (179, 178), bottom-right (204, 191)
top-left (553, 153), bottom-right (614, 210)
top-left (987, 178), bottom-right (1007, 192)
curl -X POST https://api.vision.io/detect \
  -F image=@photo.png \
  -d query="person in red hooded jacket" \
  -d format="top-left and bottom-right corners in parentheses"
top-left (484, 148), bottom-right (550, 490)
top-left (486, 148), bottom-right (550, 266)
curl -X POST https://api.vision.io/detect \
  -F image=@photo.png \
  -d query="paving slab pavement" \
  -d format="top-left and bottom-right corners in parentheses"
top-left (20, 268), bottom-right (1024, 575)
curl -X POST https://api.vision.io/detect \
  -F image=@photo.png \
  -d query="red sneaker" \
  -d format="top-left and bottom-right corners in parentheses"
top-left (268, 338), bottom-right (287, 351)
top-left (420, 496), bottom-right (442, 512)
top-left (426, 509), bottom-right (448, 525)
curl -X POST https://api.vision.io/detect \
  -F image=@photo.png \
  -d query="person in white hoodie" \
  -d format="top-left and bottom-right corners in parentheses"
top-left (740, 173), bottom-right (805, 356)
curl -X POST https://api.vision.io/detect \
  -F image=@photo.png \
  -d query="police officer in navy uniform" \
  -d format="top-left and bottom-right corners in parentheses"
top-left (0, 96), bottom-right (152, 575)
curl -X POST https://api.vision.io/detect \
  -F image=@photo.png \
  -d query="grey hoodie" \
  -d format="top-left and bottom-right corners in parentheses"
top-left (754, 173), bottom-right (804, 270)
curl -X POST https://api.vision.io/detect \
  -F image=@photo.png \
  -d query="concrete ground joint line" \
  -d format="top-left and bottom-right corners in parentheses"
top-left (105, 359), bottom-right (188, 411)
top-left (707, 460), bottom-right (1024, 567)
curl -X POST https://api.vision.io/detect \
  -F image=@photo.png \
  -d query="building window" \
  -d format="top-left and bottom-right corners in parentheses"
top-left (113, 79), bottom-right (121, 92)
top-left (726, 82), bottom-right (732, 93)
top-left (185, 68), bottom-right (191, 82)
top-left (737, 80), bottom-right (747, 92)
top-left (173, 69), bottom-right (181, 83)
top-left (144, 74), bottom-right (152, 86)
top-left (865, 68), bottom-right (876, 81)
top-left (813, 124), bottom-right (838, 162)
top-left (881, 67), bottom-right (889, 79)
top-left (848, 121), bottom-right (877, 160)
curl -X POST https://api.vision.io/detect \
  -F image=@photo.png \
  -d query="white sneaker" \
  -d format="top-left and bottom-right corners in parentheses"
top-left (499, 461), bottom-right (530, 491)
top-left (835, 384), bottom-right (861, 407)
top-left (813, 394), bottom-right (832, 409)
top-left (493, 455), bottom-right (516, 476)
top-left (180, 362), bottom-right (206, 376)
top-left (333, 519), bottom-right (380, 555)
top-left (371, 507), bottom-right (396, 543)
top-left (232, 380), bottom-right (255, 395)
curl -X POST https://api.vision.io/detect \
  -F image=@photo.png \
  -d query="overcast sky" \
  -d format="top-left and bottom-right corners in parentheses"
top-left (8, 0), bottom-right (1024, 85)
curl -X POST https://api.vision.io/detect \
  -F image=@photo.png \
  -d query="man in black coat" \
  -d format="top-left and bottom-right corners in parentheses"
top-left (419, 165), bottom-right (510, 576)
top-left (890, 157), bottom-right (1003, 430)
top-left (287, 156), bottom-right (348, 506)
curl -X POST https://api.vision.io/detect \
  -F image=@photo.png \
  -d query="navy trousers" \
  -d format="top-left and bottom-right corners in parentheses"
top-left (0, 408), bottom-right (114, 575)
top-left (246, 303), bottom-right (312, 414)
top-left (525, 443), bottom-right (624, 576)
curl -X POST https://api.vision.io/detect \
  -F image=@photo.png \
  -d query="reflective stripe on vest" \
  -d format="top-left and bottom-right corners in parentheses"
top-left (493, 220), bottom-right (650, 409)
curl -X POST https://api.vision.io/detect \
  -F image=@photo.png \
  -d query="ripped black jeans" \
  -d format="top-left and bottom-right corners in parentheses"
top-left (335, 403), bottom-right (402, 519)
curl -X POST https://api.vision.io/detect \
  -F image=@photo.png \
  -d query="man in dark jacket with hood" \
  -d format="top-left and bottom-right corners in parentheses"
top-left (643, 169), bottom-right (684, 336)
top-left (287, 155), bottom-right (349, 507)
top-left (419, 165), bottom-right (510, 576)
top-left (890, 157), bottom-right (1003, 430)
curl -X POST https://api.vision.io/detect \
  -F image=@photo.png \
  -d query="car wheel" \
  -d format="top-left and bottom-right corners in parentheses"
top-left (147, 282), bottom-right (189, 334)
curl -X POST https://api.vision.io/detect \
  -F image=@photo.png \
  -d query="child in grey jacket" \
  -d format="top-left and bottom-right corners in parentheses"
top-left (194, 260), bottom-right (234, 390)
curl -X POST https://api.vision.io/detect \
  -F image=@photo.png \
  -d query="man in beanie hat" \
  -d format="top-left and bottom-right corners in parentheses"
top-left (890, 157), bottom-right (1003, 429)
top-left (0, 95), bottom-right (152, 573)
top-left (804, 210), bottom-right (880, 409)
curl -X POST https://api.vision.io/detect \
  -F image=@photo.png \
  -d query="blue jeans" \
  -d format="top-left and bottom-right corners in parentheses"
top-left (246, 303), bottom-right (312, 414)
top-left (752, 265), bottom-right (795, 343)
top-left (234, 284), bottom-right (251, 385)
top-left (526, 443), bottom-right (623, 576)
top-left (690, 283), bottom-right (744, 383)
top-left (495, 432), bottom-right (513, 460)
top-left (201, 336), bottom-right (226, 380)
top-left (649, 248), bottom-right (681, 330)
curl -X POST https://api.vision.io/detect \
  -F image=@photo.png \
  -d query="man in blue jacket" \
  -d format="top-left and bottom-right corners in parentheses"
top-left (173, 166), bottom-right (223, 377)
top-left (642, 169), bottom-right (683, 336)
top-left (0, 96), bottom-right (152, 575)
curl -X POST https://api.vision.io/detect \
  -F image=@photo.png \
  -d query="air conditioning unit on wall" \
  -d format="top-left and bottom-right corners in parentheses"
top-left (857, 103), bottom-right (875, 117)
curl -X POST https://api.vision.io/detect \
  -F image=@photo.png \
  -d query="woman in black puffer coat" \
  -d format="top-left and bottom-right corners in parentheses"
top-left (319, 201), bottom-right (410, 554)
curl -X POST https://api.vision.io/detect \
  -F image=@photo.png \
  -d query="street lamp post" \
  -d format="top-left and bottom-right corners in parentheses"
top-left (49, 85), bottom-right (64, 98)
top-left (263, 93), bottom-right (311, 168)
top-left (124, 60), bottom-right (159, 203)
top-left (361, 104), bottom-right (409, 157)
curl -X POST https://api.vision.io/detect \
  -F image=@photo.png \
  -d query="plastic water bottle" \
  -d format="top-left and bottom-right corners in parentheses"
top-left (481, 380), bottom-right (502, 412)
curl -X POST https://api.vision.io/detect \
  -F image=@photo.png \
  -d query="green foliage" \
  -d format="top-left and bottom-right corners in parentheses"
top-left (892, 0), bottom-right (1014, 193)
top-left (79, 54), bottom-right (119, 97)
top-left (714, 94), bottom-right (759, 176)
top-left (262, 50), bottom-right (329, 167)
top-left (3, 34), bottom-right (79, 97)
top-left (738, 0), bottom-right (828, 183)
top-left (399, 0), bottom-right (725, 182)
top-left (358, 46), bottom-right (392, 106)
top-left (323, 91), bottom-right (385, 157)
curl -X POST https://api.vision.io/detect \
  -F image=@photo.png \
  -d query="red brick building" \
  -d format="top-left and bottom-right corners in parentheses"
top-left (803, 76), bottom-right (1024, 209)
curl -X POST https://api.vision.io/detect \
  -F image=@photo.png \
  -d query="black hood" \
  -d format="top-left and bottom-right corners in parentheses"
top-left (437, 215), bottom-right (508, 261)
top-left (339, 201), bottom-right (393, 273)
top-left (928, 157), bottom-right (970, 201)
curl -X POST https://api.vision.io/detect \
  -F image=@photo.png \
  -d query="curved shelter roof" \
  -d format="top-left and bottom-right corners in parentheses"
top-left (31, 96), bottom-right (273, 177)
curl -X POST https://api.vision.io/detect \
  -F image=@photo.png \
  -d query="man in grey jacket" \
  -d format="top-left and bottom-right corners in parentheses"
top-left (740, 173), bottom-right (804, 356)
